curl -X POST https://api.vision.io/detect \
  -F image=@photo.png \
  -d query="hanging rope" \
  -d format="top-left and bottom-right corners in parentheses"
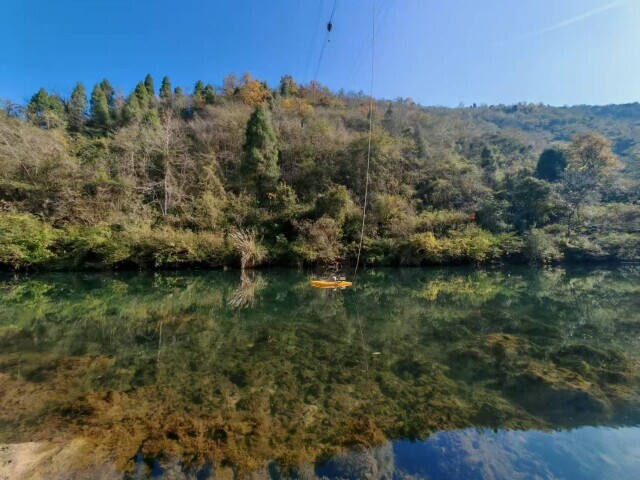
top-left (353, 0), bottom-right (375, 283)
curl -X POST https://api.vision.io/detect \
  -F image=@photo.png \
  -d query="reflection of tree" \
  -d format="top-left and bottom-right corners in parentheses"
top-left (228, 270), bottom-right (267, 309)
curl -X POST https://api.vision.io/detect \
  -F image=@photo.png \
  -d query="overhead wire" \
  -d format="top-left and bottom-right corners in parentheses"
top-left (345, 0), bottom-right (392, 90)
top-left (304, 0), bottom-right (326, 82)
top-left (313, 0), bottom-right (339, 82)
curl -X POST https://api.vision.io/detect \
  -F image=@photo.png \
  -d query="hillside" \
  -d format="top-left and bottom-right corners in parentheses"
top-left (0, 74), bottom-right (638, 270)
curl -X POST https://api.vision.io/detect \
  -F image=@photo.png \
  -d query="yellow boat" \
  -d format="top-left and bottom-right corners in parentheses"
top-left (310, 280), bottom-right (353, 289)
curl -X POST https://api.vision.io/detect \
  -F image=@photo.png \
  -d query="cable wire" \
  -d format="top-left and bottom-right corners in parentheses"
top-left (304, 0), bottom-right (326, 82)
top-left (313, 0), bottom-right (339, 82)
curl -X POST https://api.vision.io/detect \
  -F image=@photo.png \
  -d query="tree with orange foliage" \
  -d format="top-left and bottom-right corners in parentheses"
top-left (237, 73), bottom-right (271, 107)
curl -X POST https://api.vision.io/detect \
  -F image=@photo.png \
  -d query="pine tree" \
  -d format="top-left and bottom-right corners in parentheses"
top-left (99, 79), bottom-right (116, 121)
top-left (413, 127), bottom-right (426, 159)
top-left (123, 94), bottom-right (141, 124)
top-left (193, 80), bottom-right (205, 98)
top-left (90, 84), bottom-right (110, 127)
top-left (241, 106), bottom-right (280, 197)
top-left (174, 86), bottom-right (184, 98)
top-left (144, 74), bottom-right (155, 97)
top-left (383, 102), bottom-right (394, 131)
top-left (134, 82), bottom-right (149, 107)
top-left (536, 147), bottom-right (567, 182)
top-left (67, 82), bottom-right (87, 131)
top-left (204, 84), bottom-right (216, 105)
top-left (160, 76), bottom-right (172, 100)
top-left (192, 81), bottom-right (206, 109)
top-left (26, 88), bottom-right (65, 128)
top-left (99, 79), bottom-right (115, 107)
top-left (279, 75), bottom-right (298, 96)
top-left (26, 88), bottom-right (50, 124)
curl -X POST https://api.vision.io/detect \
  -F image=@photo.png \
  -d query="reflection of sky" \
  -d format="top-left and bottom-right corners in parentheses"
top-left (319, 427), bottom-right (640, 480)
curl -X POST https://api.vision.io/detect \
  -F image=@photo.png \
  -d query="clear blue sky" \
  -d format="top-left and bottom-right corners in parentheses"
top-left (2, 0), bottom-right (639, 106)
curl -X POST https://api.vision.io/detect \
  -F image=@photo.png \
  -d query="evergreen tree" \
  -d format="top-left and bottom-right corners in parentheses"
top-left (193, 80), bottom-right (205, 98)
top-left (134, 82), bottom-right (149, 107)
top-left (279, 75), bottom-right (298, 96)
top-left (99, 79), bottom-right (117, 122)
top-left (160, 76), bottom-right (172, 100)
top-left (26, 88), bottom-right (65, 128)
top-left (26, 88), bottom-right (51, 124)
top-left (536, 147), bottom-right (568, 182)
top-left (241, 106), bottom-right (280, 197)
top-left (413, 127), bottom-right (426, 159)
top-left (67, 82), bottom-right (87, 131)
top-left (192, 80), bottom-right (206, 110)
top-left (384, 102), bottom-right (394, 127)
top-left (123, 94), bottom-right (141, 124)
top-left (99, 79), bottom-right (115, 108)
top-left (174, 86), bottom-right (184, 98)
top-left (204, 84), bottom-right (216, 105)
top-left (90, 84), bottom-right (110, 127)
top-left (144, 74), bottom-right (155, 97)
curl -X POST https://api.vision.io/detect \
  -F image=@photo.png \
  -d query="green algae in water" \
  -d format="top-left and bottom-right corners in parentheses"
top-left (0, 266), bottom-right (639, 478)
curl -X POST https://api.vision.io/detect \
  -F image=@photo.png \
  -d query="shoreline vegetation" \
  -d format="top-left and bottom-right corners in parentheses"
top-left (1, 73), bottom-right (639, 271)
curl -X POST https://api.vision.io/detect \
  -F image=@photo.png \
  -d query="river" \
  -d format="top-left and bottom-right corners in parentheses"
top-left (1, 266), bottom-right (639, 479)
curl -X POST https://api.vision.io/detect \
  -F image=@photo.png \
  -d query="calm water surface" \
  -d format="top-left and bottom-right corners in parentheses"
top-left (0, 266), bottom-right (639, 479)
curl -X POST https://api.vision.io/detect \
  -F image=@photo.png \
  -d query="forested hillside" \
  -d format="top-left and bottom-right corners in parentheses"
top-left (0, 74), bottom-right (638, 270)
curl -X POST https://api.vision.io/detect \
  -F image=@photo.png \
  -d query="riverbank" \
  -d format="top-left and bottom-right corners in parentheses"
top-left (1, 211), bottom-right (639, 271)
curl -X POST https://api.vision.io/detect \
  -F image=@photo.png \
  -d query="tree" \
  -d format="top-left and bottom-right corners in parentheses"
top-left (90, 84), bottom-right (110, 127)
top-left (508, 176), bottom-right (555, 231)
top-left (123, 93), bottom-right (141, 124)
top-left (413, 127), bottom-right (426, 159)
top-left (203, 84), bottom-right (216, 105)
top-left (383, 102), bottom-right (394, 131)
top-left (99, 79), bottom-right (115, 109)
top-left (279, 75), bottom-right (298, 96)
top-left (99, 79), bottom-right (118, 123)
top-left (560, 133), bottom-right (622, 234)
top-left (222, 74), bottom-right (239, 96)
top-left (241, 106), bottom-right (280, 197)
top-left (67, 82), bottom-right (87, 131)
top-left (160, 76), bottom-right (172, 101)
top-left (193, 80), bottom-right (205, 98)
top-left (174, 86), bottom-right (184, 98)
top-left (536, 146), bottom-right (567, 182)
top-left (192, 80), bottom-right (206, 109)
top-left (133, 82), bottom-right (149, 108)
top-left (144, 74), bottom-right (155, 97)
top-left (238, 74), bottom-right (270, 107)
top-left (26, 88), bottom-right (65, 128)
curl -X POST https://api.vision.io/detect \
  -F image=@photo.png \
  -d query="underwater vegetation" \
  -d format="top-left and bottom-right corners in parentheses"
top-left (0, 266), bottom-right (639, 478)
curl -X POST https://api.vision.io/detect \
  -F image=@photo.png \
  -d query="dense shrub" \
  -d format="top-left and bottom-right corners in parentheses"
top-left (0, 213), bottom-right (56, 268)
top-left (524, 229), bottom-right (563, 265)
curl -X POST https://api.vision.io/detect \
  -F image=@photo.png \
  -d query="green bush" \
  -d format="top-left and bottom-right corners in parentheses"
top-left (596, 233), bottom-right (640, 262)
top-left (524, 229), bottom-right (563, 265)
top-left (402, 225), bottom-right (513, 265)
top-left (127, 227), bottom-right (229, 268)
top-left (0, 213), bottom-right (56, 268)
top-left (417, 210), bottom-right (473, 236)
top-left (292, 216), bottom-right (343, 265)
top-left (57, 225), bottom-right (132, 268)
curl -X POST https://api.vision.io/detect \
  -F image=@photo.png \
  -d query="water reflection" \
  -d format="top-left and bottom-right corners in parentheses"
top-left (0, 266), bottom-right (639, 478)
